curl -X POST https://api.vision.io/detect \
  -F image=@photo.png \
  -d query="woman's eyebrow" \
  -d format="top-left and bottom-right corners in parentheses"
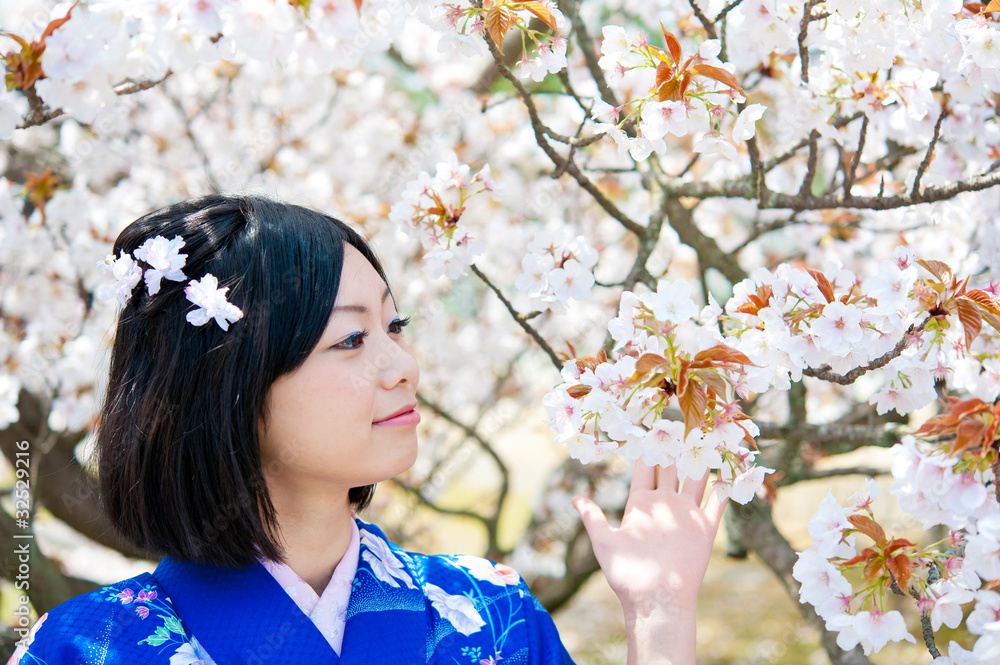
top-left (331, 286), bottom-right (391, 314)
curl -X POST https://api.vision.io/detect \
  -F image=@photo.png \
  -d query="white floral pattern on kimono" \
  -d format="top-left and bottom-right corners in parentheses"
top-left (360, 529), bottom-right (416, 589)
top-left (424, 583), bottom-right (487, 636)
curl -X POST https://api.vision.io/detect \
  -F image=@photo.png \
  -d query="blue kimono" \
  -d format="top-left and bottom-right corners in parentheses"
top-left (8, 519), bottom-right (574, 664)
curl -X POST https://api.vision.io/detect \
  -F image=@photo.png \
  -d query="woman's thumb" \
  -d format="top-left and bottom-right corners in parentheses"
top-left (572, 495), bottom-right (611, 543)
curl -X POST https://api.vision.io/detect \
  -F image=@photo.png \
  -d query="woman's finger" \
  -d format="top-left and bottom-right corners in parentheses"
top-left (683, 468), bottom-right (711, 503)
top-left (703, 488), bottom-right (729, 528)
top-left (630, 459), bottom-right (657, 493)
top-left (654, 462), bottom-right (679, 493)
top-left (572, 495), bottom-right (613, 546)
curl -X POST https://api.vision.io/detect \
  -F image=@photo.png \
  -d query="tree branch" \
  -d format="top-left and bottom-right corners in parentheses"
top-left (843, 114), bottom-right (869, 197)
top-left (668, 170), bottom-right (1000, 211)
top-left (797, 0), bottom-right (824, 84)
top-left (16, 72), bottom-right (173, 130)
top-left (416, 393), bottom-right (510, 559)
top-left (911, 103), bottom-right (948, 199)
top-left (483, 31), bottom-right (646, 237)
top-left (663, 197), bottom-right (748, 286)
top-left (714, 0), bottom-right (746, 22)
top-left (470, 264), bottom-right (563, 371)
top-left (561, 0), bottom-right (618, 112)
top-left (803, 316), bottom-right (931, 385)
top-left (756, 420), bottom-right (907, 457)
top-left (799, 465), bottom-right (887, 480)
top-left (799, 130), bottom-right (821, 197)
top-left (391, 478), bottom-right (492, 523)
top-left (688, 0), bottom-right (719, 40)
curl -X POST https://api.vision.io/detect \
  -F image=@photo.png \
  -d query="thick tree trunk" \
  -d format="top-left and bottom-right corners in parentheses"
top-left (730, 500), bottom-right (872, 665)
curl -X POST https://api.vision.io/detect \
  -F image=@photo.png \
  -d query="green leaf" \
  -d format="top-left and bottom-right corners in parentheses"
top-left (164, 616), bottom-right (185, 635)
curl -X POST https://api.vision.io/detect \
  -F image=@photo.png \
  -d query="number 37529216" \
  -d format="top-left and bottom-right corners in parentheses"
top-left (13, 440), bottom-right (30, 522)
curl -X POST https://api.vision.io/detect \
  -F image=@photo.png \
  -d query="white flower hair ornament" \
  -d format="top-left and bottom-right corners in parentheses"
top-left (99, 234), bottom-right (244, 331)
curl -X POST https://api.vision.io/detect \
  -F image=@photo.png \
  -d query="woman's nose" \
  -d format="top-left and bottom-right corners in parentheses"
top-left (375, 334), bottom-right (419, 390)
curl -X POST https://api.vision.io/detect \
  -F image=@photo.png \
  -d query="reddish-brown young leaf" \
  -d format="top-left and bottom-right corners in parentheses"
top-left (660, 22), bottom-right (682, 64)
top-left (987, 0), bottom-right (1000, 10)
top-left (694, 369), bottom-right (728, 398)
top-left (0, 32), bottom-right (29, 52)
top-left (693, 344), bottom-right (755, 366)
top-left (566, 384), bottom-right (591, 398)
top-left (982, 309), bottom-right (1000, 336)
top-left (354, 0), bottom-right (364, 12)
top-left (1, 34), bottom-right (42, 91)
top-left (966, 289), bottom-right (1000, 313)
top-left (655, 61), bottom-right (682, 101)
top-left (635, 353), bottom-right (670, 375)
top-left (887, 553), bottom-right (913, 593)
top-left (521, 1), bottom-right (558, 31)
top-left (23, 168), bottom-right (61, 213)
top-left (807, 267), bottom-right (836, 303)
top-left (863, 554), bottom-right (887, 584)
top-left (40, 2), bottom-right (76, 41)
top-left (916, 397), bottom-right (989, 437)
top-left (676, 359), bottom-right (690, 398)
top-left (679, 70), bottom-right (692, 98)
top-left (842, 547), bottom-right (877, 568)
top-left (2, 3), bottom-right (75, 91)
top-left (918, 258), bottom-right (954, 285)
top-left (848, 514), bottom-right (887, 547)
top-left (485, 2), bottom-right (514, 53)
top-left (954, 418), bottom-right (992, 453)
top-left (689, 63), bottom-right (744, 94)
top-left (678, 378), bottom-right (707, 437)
top-left (885, 537), bottom-right (916, 554)
top-left (956, 296), bottom-right (984, 348)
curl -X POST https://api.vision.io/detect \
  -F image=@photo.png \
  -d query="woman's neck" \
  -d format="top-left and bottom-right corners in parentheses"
top-left (270, 489), bottom-right (355, 594)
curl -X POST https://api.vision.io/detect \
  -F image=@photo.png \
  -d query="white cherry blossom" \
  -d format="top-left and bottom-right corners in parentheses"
top-left (134, 236), bottom-right (188, 295)
top-left (184, 275), bottom-right (243, 331)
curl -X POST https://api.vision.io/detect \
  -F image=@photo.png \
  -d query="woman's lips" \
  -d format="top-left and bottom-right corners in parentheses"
top-left (373, 408), bottom-right (420, 426)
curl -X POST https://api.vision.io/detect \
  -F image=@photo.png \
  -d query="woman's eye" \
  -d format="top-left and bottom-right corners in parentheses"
top-left (335, 331), bottom-right (368, 350)
top-left (388, 316), bottom-right (411, 335)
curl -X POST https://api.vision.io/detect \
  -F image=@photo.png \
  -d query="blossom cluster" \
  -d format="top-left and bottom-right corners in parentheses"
top-left (721, 247), bottom-right (999, 417)
top-left (546, 247), bottom-right (1000, 508)
top-left (543, 278), bottom-right (772, 504)
top-left (793, 435), bottom-right (999, 662)
top-left (422, 0), bottom-right (569, 82)
top-left (592, 25), bottom-right (766, 161)
top-left (99, 235), bottom-right (243, 331)
top-left (389, 155), bottom-right (495, 280)
top-left (514, 230), bottom-right (597, 306)
top-left (0, 0), bottom-right (411, 131)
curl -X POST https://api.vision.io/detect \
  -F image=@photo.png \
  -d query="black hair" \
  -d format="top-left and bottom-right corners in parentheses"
top-left (97, 193), bottom-right (386, 567)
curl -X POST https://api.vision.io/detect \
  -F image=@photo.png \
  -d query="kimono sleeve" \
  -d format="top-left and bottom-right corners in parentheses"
top-left (7, 575), bottom-right (204, 665)
top-left (516, 578), bottom-right (576, 665)
top-left (7, 605), bottom-right (125, 665)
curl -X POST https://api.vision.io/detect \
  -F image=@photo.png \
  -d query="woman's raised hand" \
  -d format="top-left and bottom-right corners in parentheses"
top-left (572, 461), bottom-right (727, 665)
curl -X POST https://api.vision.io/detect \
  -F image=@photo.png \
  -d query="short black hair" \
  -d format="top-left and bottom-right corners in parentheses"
top-left (97, 193), bottom-right (386, 567)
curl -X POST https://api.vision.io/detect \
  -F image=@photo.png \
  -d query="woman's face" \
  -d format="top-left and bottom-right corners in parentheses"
top-left (259, 244), bottom-right (420, 503)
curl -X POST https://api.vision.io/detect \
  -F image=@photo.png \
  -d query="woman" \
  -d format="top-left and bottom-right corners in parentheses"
top-left (10, 194), bottom-right (726, 665)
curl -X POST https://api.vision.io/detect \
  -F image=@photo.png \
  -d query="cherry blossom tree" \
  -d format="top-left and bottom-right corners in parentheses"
top-left (2, 0), bottom-right (1000, 663)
